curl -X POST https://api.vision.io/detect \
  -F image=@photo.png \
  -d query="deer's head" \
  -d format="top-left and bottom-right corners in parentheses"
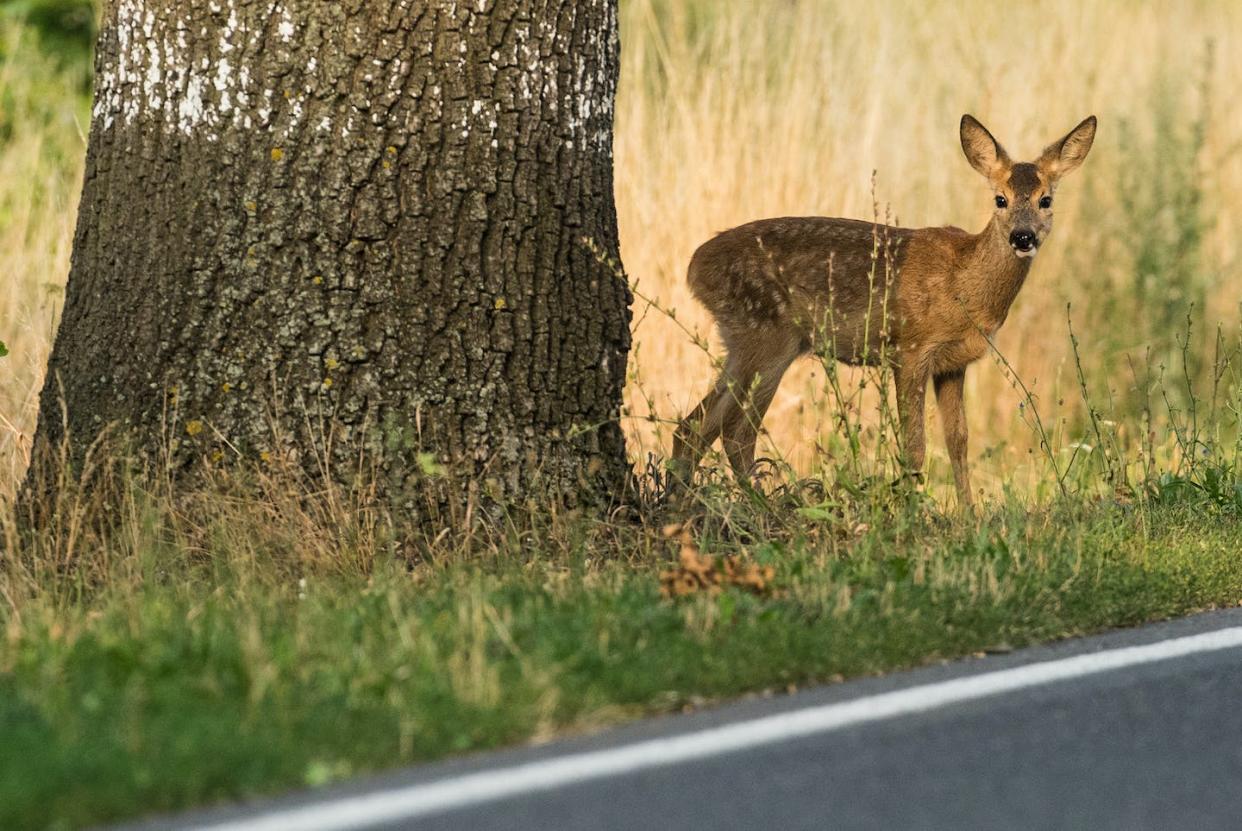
top-left (960, 114), bottom-right (1096, 259)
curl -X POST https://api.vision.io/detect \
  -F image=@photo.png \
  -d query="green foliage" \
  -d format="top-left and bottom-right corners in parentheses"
top-left (0, 19), bottom-right (90, 196)
top-left (1147, 464), bottom-right (1242, 514)
top-left (1087, 42), bottom-right (1218, 401)
top-left (0, 0), bottom-right (95, 67)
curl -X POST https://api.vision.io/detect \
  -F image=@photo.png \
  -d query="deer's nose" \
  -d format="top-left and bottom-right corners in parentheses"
top-left (1009, 230), bottom-right (1036, 252)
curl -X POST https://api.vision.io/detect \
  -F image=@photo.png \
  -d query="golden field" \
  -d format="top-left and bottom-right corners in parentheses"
top-left (616, 0), bottom-right (1242, 496)
top-left (2, 0), bottom-right (1240, 501)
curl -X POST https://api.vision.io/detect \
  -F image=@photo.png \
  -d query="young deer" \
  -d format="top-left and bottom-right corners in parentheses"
top-left (671, 115), bottom-right (1097, 505)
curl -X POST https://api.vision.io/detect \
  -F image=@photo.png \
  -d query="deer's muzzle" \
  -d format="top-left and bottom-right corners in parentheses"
top-left (1009, 229), bottom-right (1037, 256)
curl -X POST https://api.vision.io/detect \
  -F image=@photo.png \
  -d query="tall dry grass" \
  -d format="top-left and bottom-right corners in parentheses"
top-left (616, 0), bottom-right (1242, 496)
top-left (0, 23), bottom-right (85, 495)
top-left (1, 1), bottom-right (1240, 502)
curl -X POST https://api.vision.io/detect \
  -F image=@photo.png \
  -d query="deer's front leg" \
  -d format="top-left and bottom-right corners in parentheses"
top-left (893, 362), bottom-right (929, 481)
top-left (934, 368), bottom-right (973, 507)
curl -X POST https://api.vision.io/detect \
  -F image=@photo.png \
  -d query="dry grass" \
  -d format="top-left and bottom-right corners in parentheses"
top-left (2, 1), bottom-right (1241, 503)
top-left (0, 24), bottom-right (84, 494)
top-left (616, 0), bottom-right (1242, 496)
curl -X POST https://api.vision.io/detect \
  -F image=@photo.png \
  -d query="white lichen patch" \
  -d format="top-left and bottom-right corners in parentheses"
top-left (92, 0), bottom-right (619, 157)
top-left (93, 0), bottom-right (302, 141)
top-left (277, 6), bottom-right (295, 42)
top-left (561, 5), bottom-right (617, 152)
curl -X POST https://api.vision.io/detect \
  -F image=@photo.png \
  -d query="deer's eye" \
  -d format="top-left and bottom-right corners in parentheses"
top-left (1039, 195), bottom-right (1053, 209)
top-left (995, 195), bottom-right (1008, 209)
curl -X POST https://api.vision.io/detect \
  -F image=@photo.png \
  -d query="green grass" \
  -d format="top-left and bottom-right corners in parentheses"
top-left (3, 470), bottom-right (1242, 829)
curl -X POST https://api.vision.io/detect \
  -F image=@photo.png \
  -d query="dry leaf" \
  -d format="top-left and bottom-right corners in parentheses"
top-left (659, 527), bottom-right (776, 598)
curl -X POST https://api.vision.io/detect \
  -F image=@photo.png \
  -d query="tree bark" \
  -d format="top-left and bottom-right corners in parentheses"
top-left (30, 0), bottom-right (632, 517)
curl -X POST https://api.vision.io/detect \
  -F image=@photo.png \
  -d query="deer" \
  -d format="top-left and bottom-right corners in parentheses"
top-left (670, 114), bottom-right (1097, 506)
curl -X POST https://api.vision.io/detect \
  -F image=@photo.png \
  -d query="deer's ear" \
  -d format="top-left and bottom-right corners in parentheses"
top-left (960, 115), bottom-right (1011, 180)
top-left (1038, 116), bottom-right (1097, 179)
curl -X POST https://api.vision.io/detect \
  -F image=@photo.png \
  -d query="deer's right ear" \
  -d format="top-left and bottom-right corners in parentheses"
top-left (960, 115), bottom-right (1011, 180)
top-left (1037, 115), bottom-right (1097, 180)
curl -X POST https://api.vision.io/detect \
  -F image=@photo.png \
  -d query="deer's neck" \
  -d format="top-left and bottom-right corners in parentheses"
top-left (956, 217), bottom-right (1033, 331)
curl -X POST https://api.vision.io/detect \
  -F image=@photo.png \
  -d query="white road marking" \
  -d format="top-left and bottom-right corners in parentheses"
top-left (195, 625), bottom-right (1242, 831)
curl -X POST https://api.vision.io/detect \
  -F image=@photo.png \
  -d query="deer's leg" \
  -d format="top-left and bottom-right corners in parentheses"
top-left (670, 378), bottom-right (729, 488)
top-left (672, 350), bottom-right (757, 488)
top-left (934, 368), bottom-right (973, 507)
top-left (894, 360), bottom-right (930, 481)
top-left (719, 342), bottom-right (800, 483)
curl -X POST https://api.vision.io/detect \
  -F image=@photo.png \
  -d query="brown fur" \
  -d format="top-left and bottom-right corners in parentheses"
top-left (671, 114), bottom-right (1097, 505)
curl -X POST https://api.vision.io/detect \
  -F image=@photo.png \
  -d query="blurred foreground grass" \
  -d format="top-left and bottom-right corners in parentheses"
top-left (3, 457), bottom-right (1241, 829)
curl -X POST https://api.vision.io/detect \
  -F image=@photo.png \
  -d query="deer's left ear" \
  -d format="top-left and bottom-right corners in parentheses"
top-left (1038, 115), bottom-right (1097, 179)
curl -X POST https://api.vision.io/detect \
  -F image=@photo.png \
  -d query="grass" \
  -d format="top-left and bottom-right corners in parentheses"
top-left (2, 1), bottom-right (1242, 829)
top-left (4, 469), bottom-right (1242, 830)
top-left (616, 0), bottom-right (1242, 491)
top-left (0, 21), bottom-right (85, 489)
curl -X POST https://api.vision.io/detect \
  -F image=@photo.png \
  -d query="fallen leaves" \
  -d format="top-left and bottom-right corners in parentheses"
top-left (659, 523), bottom-right (776, 598)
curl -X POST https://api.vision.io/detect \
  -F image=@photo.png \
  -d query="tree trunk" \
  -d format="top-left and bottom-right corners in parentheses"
top-left (30, 0), bottom-right (632, 517)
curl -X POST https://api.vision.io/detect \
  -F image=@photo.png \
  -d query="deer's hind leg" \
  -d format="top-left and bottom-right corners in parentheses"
top-left (671, 334), bottom-right (801, 489)
top-left (671, 378), bottom-right (730, 489)
top-left (718, 334), bottom-right (803, 483)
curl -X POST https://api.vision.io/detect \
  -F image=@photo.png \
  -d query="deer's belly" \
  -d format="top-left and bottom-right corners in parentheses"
top-left (811, 315), bottom-right (893, 367)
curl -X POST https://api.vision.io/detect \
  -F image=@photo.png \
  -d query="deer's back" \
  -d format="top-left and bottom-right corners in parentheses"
top-left (688, 216), bottom-right (921, 364)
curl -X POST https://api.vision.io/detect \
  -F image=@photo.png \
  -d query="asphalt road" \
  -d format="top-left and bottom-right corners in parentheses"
top-left (128, 607), bottom-right (1242, 831)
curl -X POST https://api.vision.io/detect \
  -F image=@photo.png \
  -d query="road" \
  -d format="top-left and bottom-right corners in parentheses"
top-left (127, 607), bottom-right (1242, 831)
